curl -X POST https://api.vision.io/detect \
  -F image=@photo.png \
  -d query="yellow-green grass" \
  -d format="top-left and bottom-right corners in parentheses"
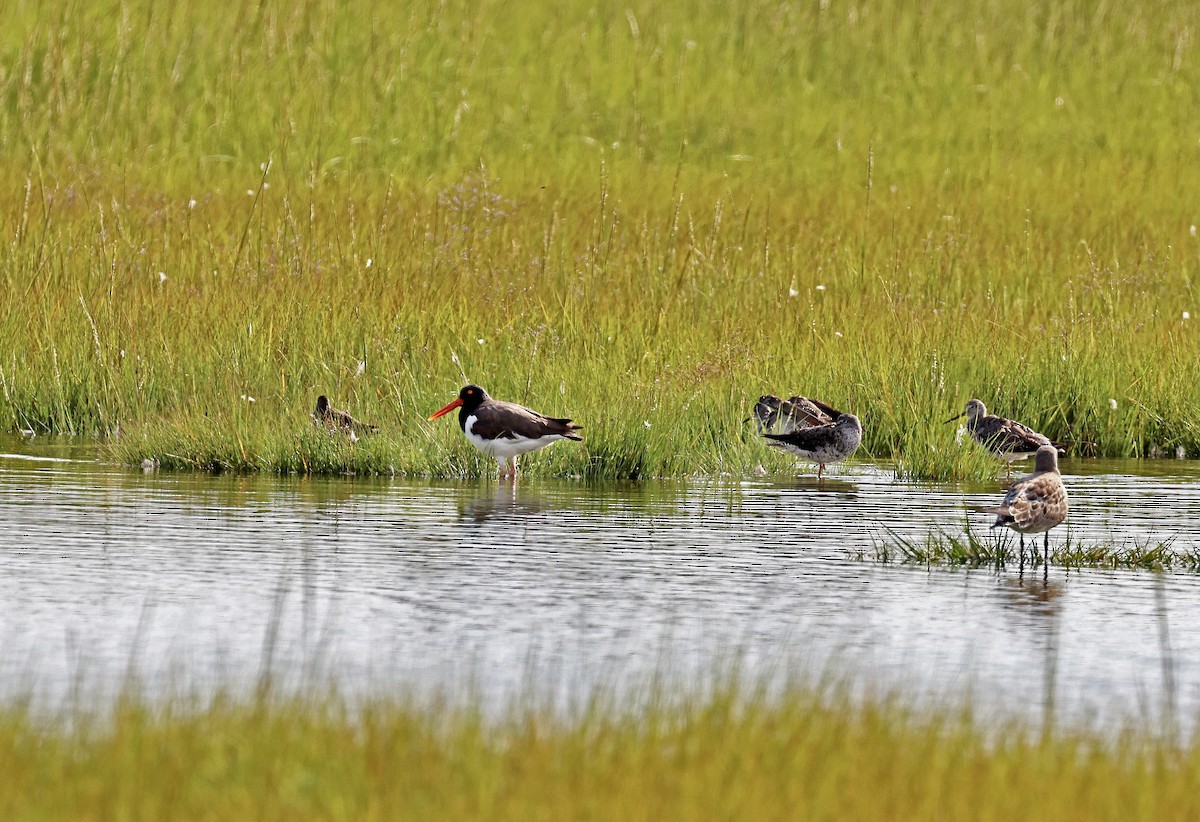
top-left (1, 684), bottom-right (1198, 820)
top-left (872, 525), bottom-right (1197, 570)
top-left (1, 0), bottom-right (1199, 480)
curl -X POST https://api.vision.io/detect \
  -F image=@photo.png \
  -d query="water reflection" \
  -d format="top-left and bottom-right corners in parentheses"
top-left (1000, 576), bottom-right (1066, 617)
top-left (1, 435), bottom-right (1199, 736)
top-left (770, 477), bottom-right (860, 498)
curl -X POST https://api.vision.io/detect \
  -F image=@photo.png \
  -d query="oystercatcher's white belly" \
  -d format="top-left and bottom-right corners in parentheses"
top-left (465, 416), bottom-right (564, 459)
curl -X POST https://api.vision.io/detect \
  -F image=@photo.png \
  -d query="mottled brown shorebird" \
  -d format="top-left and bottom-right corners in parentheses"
top-left (980, 444), bottom-right (1069, 568)
top-left (313, 395), bottom-right (379, 439)
top-left (947, 398), bottom-right (1059, 477)
top-left (754, 394), bottom-right (863, 479)
top-left (751, 394), bottom-right (840, 434)
top-left (428, 385), bottom-right (583, 479)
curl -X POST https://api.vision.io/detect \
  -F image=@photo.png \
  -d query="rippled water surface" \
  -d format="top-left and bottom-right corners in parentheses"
top-left (3, 435), bottom-right (1200, 732)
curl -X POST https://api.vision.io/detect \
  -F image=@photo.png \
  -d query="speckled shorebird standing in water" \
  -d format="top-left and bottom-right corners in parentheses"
top-left (980, 444), bottom-right (1068, 570)
top-left (755, 394), bottom-right (863, 480)
top-left (312, 395), bottom-right (379, 441)
top-left (947, 398), bottom-right (1059, 478)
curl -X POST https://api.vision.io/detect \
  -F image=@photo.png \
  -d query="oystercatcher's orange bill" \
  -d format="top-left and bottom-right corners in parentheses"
top-left (428, 397), bottom-right (463, 420)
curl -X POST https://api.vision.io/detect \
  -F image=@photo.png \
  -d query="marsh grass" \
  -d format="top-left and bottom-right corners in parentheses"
top-left (873, 524), bottom-right (1196, 571)
top-left (2, 0), bottom-right (1199, 480)
top-left (2, 683), bottom-right (1200, 820)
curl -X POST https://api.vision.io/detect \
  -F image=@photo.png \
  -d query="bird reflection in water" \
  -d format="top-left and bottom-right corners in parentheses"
top-left (458, 482), bottom-right (550, 524)
top-left (998, 570), bottom-right (1063, 733)
top-left (1000, 574), bottom-right (1065, 618)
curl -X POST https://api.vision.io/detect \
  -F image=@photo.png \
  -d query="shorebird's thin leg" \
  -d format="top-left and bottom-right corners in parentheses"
top-left (1043, 532), bottom-right (1050, 571)
top-left (496, 457), bottom-right (509, 479)
top-left (1018, 535), bottom-right (1025, 567)
top-left (511, 456), bottom-right (519, 478)
top-left (818, 463), bottom-right (825, 480)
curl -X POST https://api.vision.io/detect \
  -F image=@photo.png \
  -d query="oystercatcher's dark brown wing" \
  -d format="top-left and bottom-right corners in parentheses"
top-left (470, 400), bottom-right (583, 441)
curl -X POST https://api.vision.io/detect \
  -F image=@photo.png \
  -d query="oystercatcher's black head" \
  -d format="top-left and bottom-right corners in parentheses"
top-left (428, 384), bottom-right (490, 421)
top-left (458, 384), bottom-right (488, 411)
top-left (315, 395), bottom-right (330, 415)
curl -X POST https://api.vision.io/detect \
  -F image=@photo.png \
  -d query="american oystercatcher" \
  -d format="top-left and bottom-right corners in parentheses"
top-left (313, 395), bottom-right (379, 440)
top-left (756, 394), bottom-right (863, 479)
top-left (947, 399), bottom-right (1060, 477)
top-left (428, 385), bottom-right (583, 478)
top-left (979, 444), bottom-right (1068, 568)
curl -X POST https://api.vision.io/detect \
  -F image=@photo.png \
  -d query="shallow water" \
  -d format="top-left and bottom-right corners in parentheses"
top-left (2, 435), bottom-right (1199, 733)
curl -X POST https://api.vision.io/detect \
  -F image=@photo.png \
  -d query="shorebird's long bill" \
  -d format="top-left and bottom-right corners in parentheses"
top-left (428, 397), bottom-right (463, 420)
top-left (943, 413), bottom-right (965, 424)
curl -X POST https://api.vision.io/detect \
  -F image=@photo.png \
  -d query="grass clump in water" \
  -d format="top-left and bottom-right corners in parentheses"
top-left (873, 526), bottom-right (1194, 571)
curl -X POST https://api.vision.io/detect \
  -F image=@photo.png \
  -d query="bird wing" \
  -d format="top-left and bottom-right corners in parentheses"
top-left (325, 406), bottom-right (378, 434)
top-left (752, 396), bottom-right (784, 432)
top-left (754, 394), bottom-right (837, 434)
top-left (471, 401), bottom-right (583, 441)
top-left (992, 474), bottom-right (1068, 529)
top-left (763, 420), bottom-right (838, 451)
top-left (974, 415), bottom-right (1051, 453)
top-left (795, 396), bottom-right (842, 422)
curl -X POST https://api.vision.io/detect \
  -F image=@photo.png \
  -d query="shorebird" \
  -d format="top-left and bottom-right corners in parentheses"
top-left (312, 395), bottom-right (379, 440)
top-left (980, 444), bottom-right (1068, 568)
top-left (428, 385), bottom-right (583, 479)
top-left (757, 395), bottom-right (863, 479)
top-left (947, 399), bottom-right (1058, 477)
top-left (751, 394), bottom-right (839, 434)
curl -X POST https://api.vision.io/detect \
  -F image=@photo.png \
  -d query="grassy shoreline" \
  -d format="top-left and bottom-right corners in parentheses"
top-left (2, 683), bottom-right (1198, 820)
top-left (2, 0), bottom-right (1199, 480)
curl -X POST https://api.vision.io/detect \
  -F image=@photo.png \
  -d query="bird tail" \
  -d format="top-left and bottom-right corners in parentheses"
top-left (552, 418), bottom-right (584, 441)
top-left (975, 505), bottom-right (1014, 528)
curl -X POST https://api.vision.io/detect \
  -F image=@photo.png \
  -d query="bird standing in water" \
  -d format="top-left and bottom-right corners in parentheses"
top-left (980, 444), bottom-right (1069, 569)
top-left (947, 399), bottom-right (1059, 478)
top-left (755, 394), bottom-right (863, 480)
top-left (429, 385), bottom-right (583, 479)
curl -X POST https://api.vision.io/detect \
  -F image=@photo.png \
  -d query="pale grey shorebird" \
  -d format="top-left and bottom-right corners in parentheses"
top-left (947, 398), bottom-right (1060, 478)
top-left (755, 394), bottom-right (863, 479)
top-left (313, 395), bottom-right (379, 439)
top-left (979, 444), bottom-right (1068, 568)
top-left (428, 385), bottom-right (583, 479)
